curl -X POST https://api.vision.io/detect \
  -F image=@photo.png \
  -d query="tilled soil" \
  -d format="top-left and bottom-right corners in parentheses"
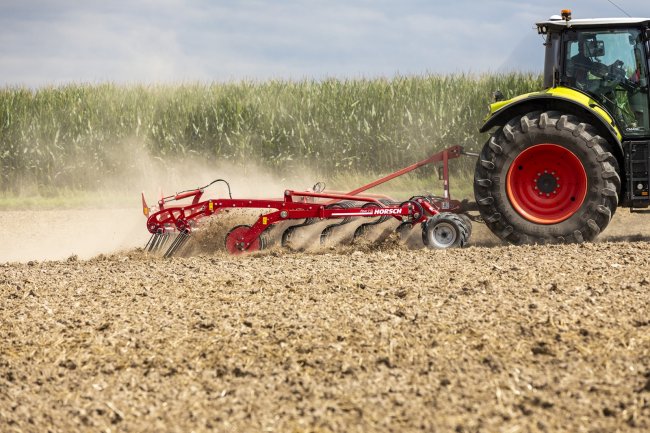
top-left (2, 235), bottom-right (650, 432)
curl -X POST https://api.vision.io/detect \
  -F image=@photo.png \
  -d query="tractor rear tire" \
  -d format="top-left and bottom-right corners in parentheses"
top-left (474, 111), bottom-right (620, 244)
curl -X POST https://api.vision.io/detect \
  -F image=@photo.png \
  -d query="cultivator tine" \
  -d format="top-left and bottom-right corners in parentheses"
top-left (320, 201), bottom-right (359, 245)
top-left (281, 218), bottom-right (318, 248)
top-left (396, 222), bottom-right (415, 242)
top-left (353, 210), bottom-right (392, 242)
top-left (163, 230), bottom-right (191, 259)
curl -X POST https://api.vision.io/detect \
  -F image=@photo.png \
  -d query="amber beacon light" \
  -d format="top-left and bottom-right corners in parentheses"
top-left (561, 9), bottom-right (572, 21)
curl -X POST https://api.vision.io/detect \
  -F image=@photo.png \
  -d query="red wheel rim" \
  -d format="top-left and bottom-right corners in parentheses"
top-left (225, 225), bottom-right (261, 255)
top-left (506, 144), bottom-right (587, 224)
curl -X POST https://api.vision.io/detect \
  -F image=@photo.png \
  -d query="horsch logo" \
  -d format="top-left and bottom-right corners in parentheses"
top-left (372, 208), bottom-right (402, 215)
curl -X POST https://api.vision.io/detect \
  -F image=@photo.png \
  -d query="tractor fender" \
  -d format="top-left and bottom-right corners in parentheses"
top-left (480, 90), bottom-right (624, 164)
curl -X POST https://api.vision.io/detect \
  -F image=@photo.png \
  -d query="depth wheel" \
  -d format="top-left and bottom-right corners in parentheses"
top-left (474, 111), bottom-right (620, 244)
top-left (422, 213), bottom-right (470, 249)
top-left (225, 225), bottom-right (264, 255)
top-left (457, 213), bottom-right (473, 238)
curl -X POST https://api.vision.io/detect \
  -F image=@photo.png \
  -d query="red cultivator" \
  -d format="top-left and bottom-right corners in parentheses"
top-left (142, 145), bottom-right (478, 257)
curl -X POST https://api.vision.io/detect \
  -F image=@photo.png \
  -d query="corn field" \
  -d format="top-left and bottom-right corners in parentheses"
top-left (0, 74), bottom-right (542, 194)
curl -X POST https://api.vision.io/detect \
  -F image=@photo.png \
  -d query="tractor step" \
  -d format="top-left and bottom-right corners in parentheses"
top-left (625, 140), bottom-right (650, 209)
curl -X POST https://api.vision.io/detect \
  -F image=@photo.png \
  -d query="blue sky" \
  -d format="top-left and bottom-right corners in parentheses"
top-left (0, 0), bottom-right (648, 86)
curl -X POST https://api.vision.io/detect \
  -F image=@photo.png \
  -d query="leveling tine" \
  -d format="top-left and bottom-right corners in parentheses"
top-left (158, 233), bottom-right (172, 251)
top-left (152, 233), bottom-right (166, 253)
top-left (171, 232), bottom-right (191, 258)
top-left (144, 233), bottom-right (157, 250)
top-left (146, 233), bottom-right (163, 252)
top-left (163, 230), bottom-right (191, 258)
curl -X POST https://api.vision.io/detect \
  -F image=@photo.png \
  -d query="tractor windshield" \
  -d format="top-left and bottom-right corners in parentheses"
top-left (563, 28), bottom-right (649, 136)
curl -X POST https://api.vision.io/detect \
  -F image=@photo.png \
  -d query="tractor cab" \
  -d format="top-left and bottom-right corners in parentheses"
top-left (538, 14), bottom-right (650, 138)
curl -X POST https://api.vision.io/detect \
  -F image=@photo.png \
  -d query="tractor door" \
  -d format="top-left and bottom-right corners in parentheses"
top-left (562, 28), bottom-right (650, 138)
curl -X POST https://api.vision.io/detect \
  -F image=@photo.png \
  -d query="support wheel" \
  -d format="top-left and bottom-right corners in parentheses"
top-left (457, 213), bottom-right (473, 238)
top-left (474, 111), bottom-right (620, 244)
top-left (421, 213), bottom-right (470, 249)
top-left (225, 225), bottom-right (265, 255)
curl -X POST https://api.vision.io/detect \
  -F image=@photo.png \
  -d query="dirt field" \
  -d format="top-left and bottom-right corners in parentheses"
top-left (1, 209), bottom-right (650, 432)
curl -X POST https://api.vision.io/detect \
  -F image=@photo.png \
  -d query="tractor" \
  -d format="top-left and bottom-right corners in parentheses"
top-left (475, 10), bottom-right (650, 244)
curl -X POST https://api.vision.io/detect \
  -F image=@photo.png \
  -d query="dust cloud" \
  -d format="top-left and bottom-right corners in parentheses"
top-left (0, 209), bottom-right (147, 262)
top-left (1, 140), bottom-right (330, 263)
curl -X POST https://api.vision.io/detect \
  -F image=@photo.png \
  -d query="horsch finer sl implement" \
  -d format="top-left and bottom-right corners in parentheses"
top-left (144, 11), bottom-right (650, 256)
top-left (142, 145), bottom-right (477, 257)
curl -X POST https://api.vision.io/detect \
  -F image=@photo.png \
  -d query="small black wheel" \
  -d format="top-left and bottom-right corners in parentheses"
top-left (421, 213), bottom-right (470, 249)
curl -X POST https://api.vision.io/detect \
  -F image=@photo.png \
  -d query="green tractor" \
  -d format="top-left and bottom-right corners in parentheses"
top-left (475, 10), bottom-right (650, 243)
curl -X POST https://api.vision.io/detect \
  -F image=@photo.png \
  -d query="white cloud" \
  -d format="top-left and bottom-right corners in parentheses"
top-left (0, 0), bottom-right (648, 86)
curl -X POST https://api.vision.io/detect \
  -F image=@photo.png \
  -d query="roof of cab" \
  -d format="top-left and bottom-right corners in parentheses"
top-left (536, 17), bottom-right (650, 33)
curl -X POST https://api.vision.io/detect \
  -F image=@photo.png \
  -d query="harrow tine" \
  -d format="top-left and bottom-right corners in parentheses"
top-left (156, 233), bottom-right (171, 251)
top-left (144, 233), bottom-right (157, 250)
top-left (175, 232), bottom-right (192, 256)
top-left (147, 233), bottom-right (162, 252)
top-left (163, 230), bottom-right (190, 259)
top-left (152, 233), bottom-right (166, 253)
top-left (162, 233), bottom-right (183, 258)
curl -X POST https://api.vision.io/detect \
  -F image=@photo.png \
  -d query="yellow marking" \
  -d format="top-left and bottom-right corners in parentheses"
top-left (262, 216), bottom-right (268, 225)
top-left (209, 201), bottom-right (214, 212)
top-left (143, 207), bottom-right (149, 217)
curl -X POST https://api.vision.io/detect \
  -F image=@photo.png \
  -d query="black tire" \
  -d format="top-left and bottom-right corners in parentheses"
top-left (474, 111), bottom-right (620, 244)
top-left (421, 212), bottom-right (470, 249)
top-left (457, 213), bottom-right (473, 239)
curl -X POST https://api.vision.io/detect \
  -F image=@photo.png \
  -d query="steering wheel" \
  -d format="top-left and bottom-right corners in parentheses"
top-left (605, 60), bottom-right (639, 92)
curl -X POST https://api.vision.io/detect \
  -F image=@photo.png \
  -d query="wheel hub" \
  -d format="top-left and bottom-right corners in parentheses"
top-left (536, 172), bottom-right (558, 194)
top-left (430, 222), bottom-right (457, 248)
top-left (506, 143), bottom-right (587, 225)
